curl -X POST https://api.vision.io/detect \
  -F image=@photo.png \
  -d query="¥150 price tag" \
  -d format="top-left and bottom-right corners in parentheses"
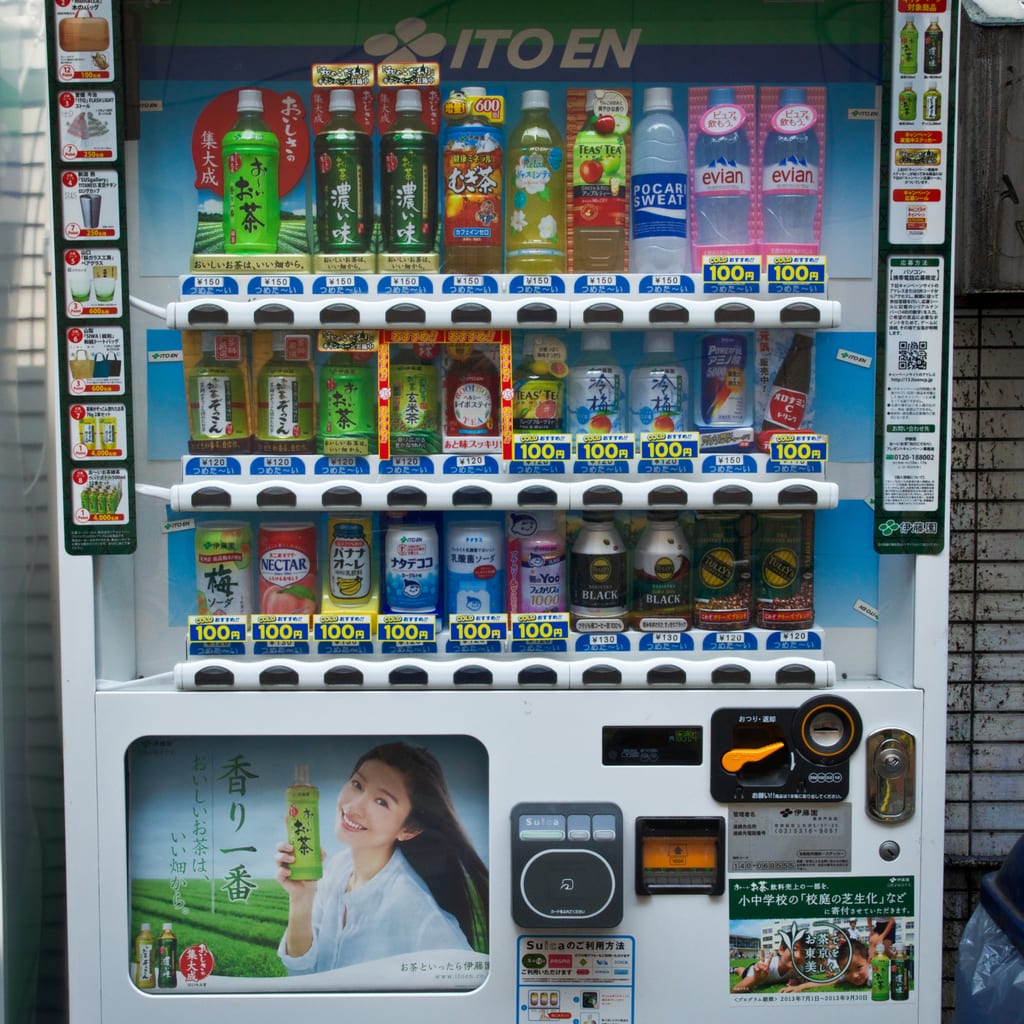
top-left (511, 614), bottom-right (570, 643)
top-left (769, 434), bottom-right (828, 463)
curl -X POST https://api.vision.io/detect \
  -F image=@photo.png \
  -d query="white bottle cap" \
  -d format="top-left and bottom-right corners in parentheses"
top-left (237, 88), bottom-right (264, 113)
top-left (162, 923), bottom-right (173, 931)
top-left (643, 330), bottom-right (675, 353)
top-left (463, 86), bottom-right (487, 97)
top-left (328, 90), bottom-right (356, 113)
top-left (643, 87), bottom-right (674, 113)
top-left (530, 511), bottom-right (557, 532)
top-left (580, 331), bottom-right (612, 352)
top-left (522, 89), bottom-right (549, 110)
top-left (396, 88), bottom-right (422, 112)
top-left (140, 922), bottom-right (152, 931)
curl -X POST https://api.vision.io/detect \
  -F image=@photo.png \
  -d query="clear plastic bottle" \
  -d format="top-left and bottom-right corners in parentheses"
top-left (256, 333), bottom-right (315, 451)
top-left (505, 90), bottom-right (566, 273)
top-left (513, 334), bottom-right (568, 435)
top-left (314, 89), bottom-right (373, 254)
top-left (567, 331), bottom-right (626, 436)
top-left (317, 351), bottom-right (377, 453)
top-left (692, 87), bottom-right (751, 249)
top-left (381, 89), bottom-right (438, 254)
top-left (187, 332), bottom-right (250, 451)
top-left (572, 90), bottom-right (627, 273)
top-left (628, 329), bottom-right (689, 433)
top-left (442, 86), bottom-right (503, 273)
top-left (222, 88), bottom-right (280, 253)
top-left (761, 87), bottom-right (821, 247)
top-left (630, 87), bottom-right (689, 273)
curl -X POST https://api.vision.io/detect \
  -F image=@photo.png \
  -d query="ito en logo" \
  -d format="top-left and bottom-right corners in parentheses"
top-left (364, 18), bottom-right (446, 62)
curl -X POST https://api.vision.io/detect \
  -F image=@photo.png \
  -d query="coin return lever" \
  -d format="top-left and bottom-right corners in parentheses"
top-left (710, 696), bottom-right (862, 803)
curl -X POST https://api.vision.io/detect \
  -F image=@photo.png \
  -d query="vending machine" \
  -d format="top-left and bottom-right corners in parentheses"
top-left (45, 0), bottom-right (956, 1020)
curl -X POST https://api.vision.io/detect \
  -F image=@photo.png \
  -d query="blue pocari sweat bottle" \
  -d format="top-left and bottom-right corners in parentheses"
top-left (692, 87), bottom-right (751, 249)
top-left (630, 87), bottom-right (689, 273)
top-left (761, 87), bottom-right (821, 246)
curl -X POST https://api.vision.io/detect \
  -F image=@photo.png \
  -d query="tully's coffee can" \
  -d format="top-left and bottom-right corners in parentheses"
top-left (754, 511), bottom-right (814, 629)
top-left (693, 512), bottom-right (752, 630)
top-left (257, 522), bottom-right (319, 615)
top-left (195, 522), bottom-right (253, 616)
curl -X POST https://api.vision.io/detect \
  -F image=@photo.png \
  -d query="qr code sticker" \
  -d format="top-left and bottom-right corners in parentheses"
top-left (898, 339), bottom-right (929, 371)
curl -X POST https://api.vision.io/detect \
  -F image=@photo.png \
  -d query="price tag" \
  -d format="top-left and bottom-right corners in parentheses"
top-left (769, 434), bottom-right (828, 464)
top-left (511, 614), bottom-right (570, 643)
top-left (513, 435), bottom-right (572, 463)
top-left (188, 615), bottom-right (247, 645)
top-left (702, 255), bottom-right (761, 293)
top-left (312, 615), bottom-right (372, 644)
top-left (575, 433), bottom-right (636, 462)
top-left (251, 615), bottom-right (311, 644)
top-left (449, 614), bottom-right (508, 644)
top-left (766, 255), bottom-right (827, 294)
top-left (377, 614), bottom-right (436, 644)
top-left (639, 432), bottom-right (699, 461)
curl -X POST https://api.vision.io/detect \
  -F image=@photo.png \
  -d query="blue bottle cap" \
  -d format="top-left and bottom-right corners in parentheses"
top-left (707, 87), bottom-right (736, 106)
top-left (779, 87), bottom-right (808, 106)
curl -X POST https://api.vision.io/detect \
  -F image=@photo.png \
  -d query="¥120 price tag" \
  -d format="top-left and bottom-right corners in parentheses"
top-left (377, 614), bottom-right (436, 644)
top-left (449, 614), bottom-right (508, 644)
top-left (511, 614), bottom-right (570, 643)
top-left (769, 433), bottom-right (828, 464)
top-left (313, 615), bottom-right (372, 644)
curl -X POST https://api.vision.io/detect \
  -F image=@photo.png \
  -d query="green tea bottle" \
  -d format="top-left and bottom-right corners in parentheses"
top-left (187, 333), bottom-right (250, 451)
top-left (256, 333), bottom-right (315, 451)
top-left (157, 923), bottom-right (177, 989)
top-left (389, 346), bottom-right (441, 455)
top-left (315, 90), bottom-right (373, 254)
top-left (890, 944), bottom-right (909, 1001)
top-left (317, 351), bottom-right (377, 453)
top-left (381, 89), bottom-right (438, 254)
top-left (134, 922), bottom-right (155, 989)
top-left (285, 764), bottom-right (322, 881)
top-left (222, 88), bottom-right (280, 254)
top-left (871, 949), bottom-right (890, 1001)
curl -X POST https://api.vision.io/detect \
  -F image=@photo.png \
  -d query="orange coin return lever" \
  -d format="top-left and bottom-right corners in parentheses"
top-left (720, 740), bottom-right (786, 774)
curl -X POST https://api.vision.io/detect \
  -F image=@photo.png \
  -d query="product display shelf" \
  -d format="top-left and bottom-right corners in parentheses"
top-left (173, 653), bottom-right (835, 691)
top-left (164, 280), bottom-right (841, 333)
top-left (163, 476), bottom-right (838, 514)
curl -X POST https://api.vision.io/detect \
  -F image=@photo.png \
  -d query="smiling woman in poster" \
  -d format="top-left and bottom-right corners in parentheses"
top-left (275, 741), bottom-right (489, 974)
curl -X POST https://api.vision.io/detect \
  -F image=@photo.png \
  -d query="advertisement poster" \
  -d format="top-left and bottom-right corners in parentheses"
top-left (728, 876), bottom-right (915, 1004)
top-left (127, 734), bottom-right (489, 992)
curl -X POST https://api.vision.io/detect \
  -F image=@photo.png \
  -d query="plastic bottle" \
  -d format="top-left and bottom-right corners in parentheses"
top-left (567, 331), bottom-right (626, 436)
top-left (445, 520), bottom-right (504, 616)
top-left (389, 346), bottom-right (441, 455)
top-left (314, 90), bottom-right (373, 254)
top-left (761, 88), bottom-right (821, 247)
top-left (631, 509), bottom-right (691, 630)
top-left (317, 351), bottom-right (377, 453)
top-left (256, 333), bottom-right (315, 450)
top-left (692, 87), bottom-right (751, 249)
top-left (890, 944), bottom-right (909, 1002)
top-left (442, 87), bottom-right (503, 273)
top-left (570, 510), bottom-right (628, 618)
top-left (381, 89), bottom-right (438, 254)
top-left (384, 516), bottom-right (440, 613)
top-left (924, 20), bottom-right (943, 75)
top-left (505, 90), bottom-right (566, 273)
top-left (572, 90), bottom-right (627, 272)
top-left (444, 343), bottom-right (500, 441)
top-left (630, 87), bottom-right (689, 274)
top-left (187, 333), bottom-right (250, 450)
top-left (513, 334), bottom-right (568, 435)
top-left (513, 511), bottom-right (567, 614)
top-left (134, 922), bottom-right (155, 989)
top-left (628, 330), bottom-right (689, 433)
top-left (871, 949), bottom-right (890, 1001)
top-left (157, 923), bottom-right (178, 989)
top-left (757, 332), bottom-right (813, 452)
top-left (899, 19), bottom-right (919, 75)
top-left (285, 764), bottom-right (322, 881)
top-left (222, 88), bottom-right (280, 253)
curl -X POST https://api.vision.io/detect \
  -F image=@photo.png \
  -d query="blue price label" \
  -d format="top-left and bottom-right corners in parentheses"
top-left (512, 436), bottom-right (572, 463)
top-left (639, 433), bottom-right (698, 460)
top-left (702, 256), bottom-right (761, 292)
top-left (511, 614), bottom-right (570, 643)
top-left (449, 615), bottom-right (508, 643)
top-left (313, 616), bottom-right (372, 643)
top-left (575, 435), bottom-right (636, 462)
top-left (251, 615), bottom-right (310, 644)
top-left (377, 615), bottom-right (436, 644)
top-left (766, 256), bottom-right (826, 293)
top-left (769, 435), bottom-right (828, 463)
top-left (188, 616), bottom-right (247, 644)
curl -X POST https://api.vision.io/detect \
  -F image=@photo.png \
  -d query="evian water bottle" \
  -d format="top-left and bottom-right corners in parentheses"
top-left (761, 88), bottom-right (821, 247)
top-left (692, 88), bottom-right (751, 249)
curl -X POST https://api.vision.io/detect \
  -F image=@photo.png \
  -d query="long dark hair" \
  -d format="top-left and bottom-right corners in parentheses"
top-left (353, 742), bottom-right (489, 952)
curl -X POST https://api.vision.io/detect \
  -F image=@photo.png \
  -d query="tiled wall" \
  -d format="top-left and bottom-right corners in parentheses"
top-left (943, 303), bottom-right (1024, 1019)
